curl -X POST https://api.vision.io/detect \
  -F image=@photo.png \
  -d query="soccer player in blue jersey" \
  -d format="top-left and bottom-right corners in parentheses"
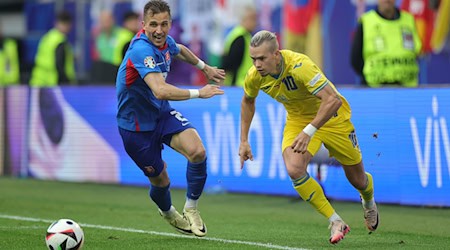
top-left (239, 31), bottom-right (379, 244)
top-left (116, 0), bottom-right (225, 237)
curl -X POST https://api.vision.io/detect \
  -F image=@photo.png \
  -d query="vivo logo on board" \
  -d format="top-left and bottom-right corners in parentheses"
top-left (410, 96), bottom-right (450, 188)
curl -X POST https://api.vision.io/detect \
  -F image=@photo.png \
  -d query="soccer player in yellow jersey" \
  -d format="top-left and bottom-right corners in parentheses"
top-left (239, 30), bottom-right (379, 244)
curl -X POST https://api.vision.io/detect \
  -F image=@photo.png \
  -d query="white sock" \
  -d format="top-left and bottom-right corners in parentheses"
top-left (328, 212), bottom-right (342, 223)
top-left (161, 205), bottom-right (176, 216)
top-left (362, 198), bottom-right (375, 209)
top-left (184, 198), bottom-right (198, 209)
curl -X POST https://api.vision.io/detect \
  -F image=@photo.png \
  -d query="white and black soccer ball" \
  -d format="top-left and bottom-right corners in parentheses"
top-left (45, 219), bottom-right (84, 250)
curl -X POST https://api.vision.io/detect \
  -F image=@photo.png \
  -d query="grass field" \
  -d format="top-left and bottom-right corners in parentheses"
top-left (1, 177), bottom-right (449, 249)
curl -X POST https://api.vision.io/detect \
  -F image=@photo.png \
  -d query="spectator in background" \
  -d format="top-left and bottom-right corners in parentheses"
top-left (350, 0), bottom-right (422, 88)
top-left (91, 10), bottom-right (121, 84)
top-left (120, 11), bottom-right (141, 58)
top-left (221, 5), bottom-right (258, 87)
top-left (0, 25), bottom-right (20, 86)
top-left (91, 10), bottom-right (139, 84)
top-left (95, 10), bottom-right (137, 66)
top-left (95, 10), bottom-right (119, 65)
top-left (29, 11), bottom-right (76, 87)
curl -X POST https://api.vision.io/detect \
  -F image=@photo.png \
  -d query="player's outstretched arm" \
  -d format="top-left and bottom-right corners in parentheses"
top-left (176, 44), bottom-right (225, 83)
top-left (239, 94), bottom-right (256, 168)
top-left (144, 72), bottom-right (223, 100)
top-left (201, 63), bottom-right (226, 84)
top-left (198, 84), bottom-right (224, 99)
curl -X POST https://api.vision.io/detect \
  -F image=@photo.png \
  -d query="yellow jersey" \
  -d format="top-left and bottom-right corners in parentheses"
top-left (244, 50), bottom-right (351, 125)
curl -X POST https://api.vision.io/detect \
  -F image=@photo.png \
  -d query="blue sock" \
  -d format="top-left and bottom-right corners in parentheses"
top-left (186, 158), bottom-right (207, 200)
top-left (149, 184), bottom-right (172, 211)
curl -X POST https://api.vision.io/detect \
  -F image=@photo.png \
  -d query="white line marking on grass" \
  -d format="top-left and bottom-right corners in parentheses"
top-left (0, 225), bottom-right (46, 230)
top-left (0, 214), bottom-right (308, 250)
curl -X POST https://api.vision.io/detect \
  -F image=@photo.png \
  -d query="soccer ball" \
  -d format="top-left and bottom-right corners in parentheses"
top-left (45, 219), bottom-right (84, 250)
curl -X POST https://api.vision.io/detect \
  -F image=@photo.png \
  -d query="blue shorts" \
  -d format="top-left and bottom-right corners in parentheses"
top-left (119, 109), bottom-right (194, 177)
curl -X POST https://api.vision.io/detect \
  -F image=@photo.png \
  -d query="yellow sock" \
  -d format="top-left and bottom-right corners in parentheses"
top-left (292, 173), bottom-right (335, 219)
top-left (359, 172), bottom-right (374, 202)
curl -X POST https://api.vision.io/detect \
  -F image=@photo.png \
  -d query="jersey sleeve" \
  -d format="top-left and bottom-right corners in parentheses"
top-left (295, 56), bottom-right (329, 95)
top-left (128, 43), bottom-right (161, 79)
top-left (243, 68), bottom-right (261, 98)
top-left (166, 35), bottom-right (181, 56)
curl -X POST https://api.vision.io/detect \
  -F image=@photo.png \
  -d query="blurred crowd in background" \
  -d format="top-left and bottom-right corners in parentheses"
top-left (0, 0), bottom-right (449, 86)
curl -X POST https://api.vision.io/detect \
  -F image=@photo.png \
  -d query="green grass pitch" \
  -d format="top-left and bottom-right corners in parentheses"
top-left (1, 177), bottom-right (449, 249)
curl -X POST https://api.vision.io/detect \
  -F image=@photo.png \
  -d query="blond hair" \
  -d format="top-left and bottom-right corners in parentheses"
top-left (250, 30), bottom-right (279, 52)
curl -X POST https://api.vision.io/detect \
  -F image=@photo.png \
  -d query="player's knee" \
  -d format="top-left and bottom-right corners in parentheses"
top-left (287, 168), bottom-right (308, 180)
top-left (148, 168), bottom-right (170, 186)
top-left (188, 146), bottom-right (206, 163)
top-left (142, 161), bottom-right (165, 178)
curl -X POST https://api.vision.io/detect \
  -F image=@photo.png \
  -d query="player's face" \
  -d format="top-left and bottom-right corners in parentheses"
top-left (378, 0), bottom-right (396, 12)
top-left (126, 18), bottom-right (140, 33)
top-left (249, 42), bottom-right (279, 77)
top-left (143, 12), bottom-right (171, 48)
top-left (57, 22), bottom-right (72, 35)
top-left (244, 9), bottom-right (258, 33)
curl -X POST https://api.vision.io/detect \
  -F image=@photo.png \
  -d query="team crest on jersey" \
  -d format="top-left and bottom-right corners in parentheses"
top-left (165, 51), bottom-right (171, 62)
top-left (144, 56), bottom-right (156, 68)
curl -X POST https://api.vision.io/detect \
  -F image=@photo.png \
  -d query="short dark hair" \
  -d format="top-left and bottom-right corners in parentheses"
top-left (143, 0), bottom-right (171, 20)
top-left (123, 11), bottom-right (139, 22)
top-left (56, 11), bottom-right (72, 24)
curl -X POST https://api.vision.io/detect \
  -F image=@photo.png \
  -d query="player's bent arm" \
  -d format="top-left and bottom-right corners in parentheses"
top-left (144, 72), bottom-right (191, 100)
top-left (310, 84), bottom-right (342, 129)
top-left (176, 44), bottom-right (226, 83)
top-left (176, 44), bottom-right (204, 69)
top-left (240, 94), bottom-right (256, 143)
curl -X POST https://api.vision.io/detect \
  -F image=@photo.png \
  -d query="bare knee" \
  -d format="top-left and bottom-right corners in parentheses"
top-left (287, 167), bottom-right (308, 180)
top-left (149, 168), bottom-right (170, 187)
top-left (283, 149), bottom-right (311, 180)
top-left (286, 160), bottom-right (309, 179)
top-left (187, 145), bottom-right (206, 163)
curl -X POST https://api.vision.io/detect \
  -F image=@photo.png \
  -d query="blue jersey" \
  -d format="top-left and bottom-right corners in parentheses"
top-left (116, 30), bottom-right (181, 131)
